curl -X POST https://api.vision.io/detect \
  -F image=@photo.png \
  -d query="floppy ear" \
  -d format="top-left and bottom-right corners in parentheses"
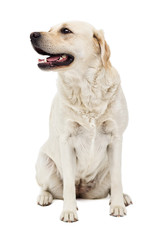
top-left (93, 30), bottom-right (111, 68)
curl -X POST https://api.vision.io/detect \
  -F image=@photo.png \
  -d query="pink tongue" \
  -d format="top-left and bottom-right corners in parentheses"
top-left (47, 56), bottom-right (60, 62)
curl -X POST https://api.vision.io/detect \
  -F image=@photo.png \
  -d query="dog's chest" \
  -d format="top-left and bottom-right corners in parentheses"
top-left (70, 121), bottom-right (111, 180)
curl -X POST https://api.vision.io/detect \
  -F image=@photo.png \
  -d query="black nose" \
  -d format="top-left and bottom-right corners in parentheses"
top-left (30, 32), bottom-right (41, 39)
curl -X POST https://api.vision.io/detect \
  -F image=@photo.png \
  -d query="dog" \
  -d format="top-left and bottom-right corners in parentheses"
top-left (30, 21), bottom-right (132, 222)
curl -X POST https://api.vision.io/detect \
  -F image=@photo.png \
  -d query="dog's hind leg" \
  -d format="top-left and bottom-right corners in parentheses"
top-left (36, 152), bottom-right (63, 206)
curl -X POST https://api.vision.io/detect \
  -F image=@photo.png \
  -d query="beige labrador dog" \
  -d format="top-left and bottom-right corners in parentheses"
top-left (30, 21), bottom-right (132, 222)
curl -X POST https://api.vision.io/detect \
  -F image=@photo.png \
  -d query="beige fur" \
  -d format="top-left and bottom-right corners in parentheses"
top-left (31, 21), bottom-right (132, 222)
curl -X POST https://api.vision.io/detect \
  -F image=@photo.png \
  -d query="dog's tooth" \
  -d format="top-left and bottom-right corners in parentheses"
top-left (62, 55), bottom-right (67, 58)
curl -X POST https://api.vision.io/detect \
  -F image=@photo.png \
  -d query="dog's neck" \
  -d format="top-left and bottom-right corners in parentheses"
top-left (57, 65), bottom-right (120, 120)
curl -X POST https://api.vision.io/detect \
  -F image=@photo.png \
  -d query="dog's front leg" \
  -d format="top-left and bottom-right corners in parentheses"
top-left (108, 136), bottom-right (127, 217)
top-left (59, 135), bottom-right (78, 222)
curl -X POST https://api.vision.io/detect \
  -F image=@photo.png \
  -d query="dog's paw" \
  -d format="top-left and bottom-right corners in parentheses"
top-left (37, 191), bottom-right (53, 206)
top-left (110, 204), bottom-right (127, 217)
top-left (60, 210), bottom-right (78, 222)
top-left (123, 194), bottom-right (133, 206)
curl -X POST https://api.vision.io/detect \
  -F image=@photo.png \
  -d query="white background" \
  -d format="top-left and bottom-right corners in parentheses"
top-left (0, 0), bottom-right (163, 239)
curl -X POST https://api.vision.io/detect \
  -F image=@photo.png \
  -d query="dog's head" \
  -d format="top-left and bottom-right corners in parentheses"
top-left (30, 21), bottom-right (110, 71)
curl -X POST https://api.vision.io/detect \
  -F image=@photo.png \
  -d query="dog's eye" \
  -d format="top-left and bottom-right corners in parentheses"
top-left (60, 28), bottom-right (73, 34)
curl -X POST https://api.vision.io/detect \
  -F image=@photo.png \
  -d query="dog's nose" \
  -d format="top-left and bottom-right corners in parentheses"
top-left (30, 32), bottom-right (41, 39)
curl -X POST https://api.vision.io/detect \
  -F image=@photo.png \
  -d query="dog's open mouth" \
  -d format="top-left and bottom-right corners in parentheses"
top-left (34, 46), bottom-right (74, 69)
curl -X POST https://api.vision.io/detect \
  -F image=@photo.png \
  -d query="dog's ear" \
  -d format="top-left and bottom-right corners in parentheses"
top-left (93, 30), bottom-right (111, 68)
